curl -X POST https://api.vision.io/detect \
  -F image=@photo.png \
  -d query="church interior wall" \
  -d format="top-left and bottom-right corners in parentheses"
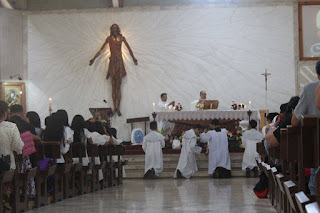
top-left (25, 3), bottom-right (297, 140)
top-left (0, 8), bottom-right (24, 81)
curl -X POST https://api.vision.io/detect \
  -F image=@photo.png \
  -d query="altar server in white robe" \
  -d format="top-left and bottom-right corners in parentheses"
top-left (142, 121), bottom-right (165, 178)
top-left (174, 125), bottom-right (202, 179)
top-left (242, 120), bottom-right (263, 178)
top-left (200, 119), bottom-right (231, 176)
top-left (157, 93), bottom-right (175, 131)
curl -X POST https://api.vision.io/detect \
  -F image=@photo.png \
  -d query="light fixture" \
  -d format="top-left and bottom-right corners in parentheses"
top-left (9, 74), bottom-right (22, 80)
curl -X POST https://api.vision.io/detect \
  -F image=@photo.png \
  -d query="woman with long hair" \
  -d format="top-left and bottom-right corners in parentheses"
top-left (26, 111), bottom-right (42, 136)
top-left (71, 115), bottom-right (93, 166)
top-left (43, 112), bottom-right (73, 163)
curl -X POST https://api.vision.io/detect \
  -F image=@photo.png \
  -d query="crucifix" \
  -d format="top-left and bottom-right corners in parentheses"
top-left (261, 69), bottom-right (271, 110)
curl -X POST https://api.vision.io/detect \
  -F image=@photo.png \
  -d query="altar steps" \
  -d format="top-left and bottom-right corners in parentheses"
top-left (123, 152), bottom-right (247, 178)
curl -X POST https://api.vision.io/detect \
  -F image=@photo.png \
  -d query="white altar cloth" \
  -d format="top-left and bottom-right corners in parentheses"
top-left (155, 110), bottom-right (260, 122)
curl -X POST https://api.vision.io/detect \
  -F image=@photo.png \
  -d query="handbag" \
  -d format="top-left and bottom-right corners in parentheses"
top-left (20, 131), bottom-right (37, 157)
top-left (0, 154), bottom-right (11, 173)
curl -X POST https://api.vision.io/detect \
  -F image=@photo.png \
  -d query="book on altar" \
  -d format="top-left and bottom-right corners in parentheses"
top-left (203, 100), bottom-right (219, 110)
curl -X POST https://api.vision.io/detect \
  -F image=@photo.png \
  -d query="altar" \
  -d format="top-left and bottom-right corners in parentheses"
top-left (155, 110), bottom-right (260, 135)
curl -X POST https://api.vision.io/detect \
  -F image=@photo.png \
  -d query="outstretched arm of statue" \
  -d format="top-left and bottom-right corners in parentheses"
top-left (89, 37), bottom-right (109, 66)
top-left (123, 37), bottom-right (138, 65)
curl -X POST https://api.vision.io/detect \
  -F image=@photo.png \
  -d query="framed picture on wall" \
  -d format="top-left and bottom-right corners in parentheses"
top-left (299, 2), bottom-right (320, 60)
top-left (0, 82), bottom-right (26, 111)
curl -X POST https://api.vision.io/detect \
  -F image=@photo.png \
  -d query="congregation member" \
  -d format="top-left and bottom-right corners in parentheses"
top-left (9, 105), bottom-right (40, 141)
top-left (0, 101), bottom-right (24, 211)
top-left (261, 113), bottom-right (278, 137)
top-left (291, 60), bottom-right (320, 195)
top-left (174, 125), bottom-right (202, 179)
top-left (43, 112), bottom-right (74, 163)
top-left (142, 121), bottom-right (165, 179)
top-left (242, 120), bottom-right (263, 178)
top-left (71, 115), bottom-right (93, 166)
top-left (266, 96), bottom-right (300, 148)
top-left (201, 119), bottom-right (231, 178)
top-left (26, 111), bottom-right (43, 136)
top-left (9, 104), bottom-right (39, 197)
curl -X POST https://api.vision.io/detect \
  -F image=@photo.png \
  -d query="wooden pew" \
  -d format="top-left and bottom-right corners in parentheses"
top-left (12, 152), bottom-right (38, 213)
top-left (87, 143), bottom-right (100, 192)
top-left (284, 180), bottom-right (299, 213)
top-left (0, 169), bottom-right (15, 213)
top-left (99, 145), bottom-right (111, 189)
top-left (107, 145), bottom-right (116, 187)
top-left (295, 191), bottom-right (315, 213)
top-left (305, 202), bottom-right (320, 213)
top-left (276, 173), bottom-right (288, 213)
top-left (71, 143), bottom-right (89, 195)
top-left (287, 125), bottom-right (305, 191)
top-left (62, 150), bottom-right (76, 199)
top-left (114, 145), bottom-right (126, 185)
top-left (33, 141), bottom-right (58, 207)
top-left (37, 141), bottom-right (60, 205)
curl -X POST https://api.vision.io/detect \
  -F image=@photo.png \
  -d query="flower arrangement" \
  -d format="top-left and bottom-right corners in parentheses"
top-left (231, 101), bottom-right (245, 110)
top-left (227, 129), bottom-right (242, 148)
top-left (175, 103), bottom-right (183, 111)
top-left (157, 129), bottom-right (165, 136)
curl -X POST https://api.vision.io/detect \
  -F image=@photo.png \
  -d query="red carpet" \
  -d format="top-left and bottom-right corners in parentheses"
top-left (125, 145), bottom-right (244, 155)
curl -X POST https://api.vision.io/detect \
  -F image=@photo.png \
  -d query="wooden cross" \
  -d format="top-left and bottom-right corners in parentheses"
top-left (261, 69), bottom-right (271, 91)
top-left (261, 69), bottom-right (271, 110)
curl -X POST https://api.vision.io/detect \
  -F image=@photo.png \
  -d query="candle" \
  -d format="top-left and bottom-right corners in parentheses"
top-left (248, 101), bottom-right (252, 110)
top-left (169, 105), bottom-right (172, 111)
top-left (49, 98), bottom-right (53, 115)
top-left (152, 102), bottom-right (155, 112)
top-left (165, 104), bottom-right (168, 110)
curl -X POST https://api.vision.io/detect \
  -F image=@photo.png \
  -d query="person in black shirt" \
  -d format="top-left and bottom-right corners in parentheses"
top-left (266, 96), bottom-right (300, 147)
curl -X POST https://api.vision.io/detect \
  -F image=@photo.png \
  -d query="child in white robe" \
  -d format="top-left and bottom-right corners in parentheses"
top-left (142, 121), bottom-right (165, 178)
top-left (242, 120), bottom-right (263, 178)
top-left (201, 119), bottom-right (231, 178)
top-left (174, 125), bottom-right (202, 179)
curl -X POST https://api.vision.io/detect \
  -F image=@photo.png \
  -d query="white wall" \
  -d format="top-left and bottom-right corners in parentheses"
top-left (27, 5), bottom-right (295, 140)
top-left (0, 8), bottom-right (23, 80)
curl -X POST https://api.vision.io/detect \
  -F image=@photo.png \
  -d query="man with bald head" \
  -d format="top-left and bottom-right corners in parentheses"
top-left (191, 90), bottom-right (207, 110)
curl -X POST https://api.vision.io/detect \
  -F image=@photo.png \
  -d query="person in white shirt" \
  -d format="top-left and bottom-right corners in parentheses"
top-left (174, 125), bottom-right (202, 179)
top-left (157, 93), bottom-right (175, 132)
top-left (142, 121), bottom-right (165, 179)
top-left (242, 120), bottom-right (263, 178)
top-left (191, 90), bottom-right (207, 111)
top-left (200, 119), bottom-right (231, 178)
top-left (157, 93), bottom-right (175, 111)
top-left (0, 101), bottom-right (24, 171)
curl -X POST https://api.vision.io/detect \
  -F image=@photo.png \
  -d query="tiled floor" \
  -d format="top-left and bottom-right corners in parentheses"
top-left (28, 178), bottom-right (276, 213)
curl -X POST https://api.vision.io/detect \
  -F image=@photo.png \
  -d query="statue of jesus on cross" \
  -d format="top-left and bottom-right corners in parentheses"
top-left (89, 24), bottom-right (138, 116)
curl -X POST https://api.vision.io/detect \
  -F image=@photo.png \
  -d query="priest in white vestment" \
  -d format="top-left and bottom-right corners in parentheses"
top-left (242, 120), bottom-right (263, 177)
top-left (191, 90), bottom-right (207, 111)
top-left (142, 121), bottom-right (165, 178)
top-left (200, 119), bottom-right (231, 177)
top-left (157, 93), bottom-right (175, 132)
top-left (174, 125), bottom-right (202, 179)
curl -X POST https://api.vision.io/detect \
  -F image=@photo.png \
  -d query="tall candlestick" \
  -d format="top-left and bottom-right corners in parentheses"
top-left (49, 98), bottom-right (53, 115)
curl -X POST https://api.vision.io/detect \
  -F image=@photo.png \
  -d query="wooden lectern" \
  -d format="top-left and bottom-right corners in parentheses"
top-left (89, 108), bottom-right (113, 124)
